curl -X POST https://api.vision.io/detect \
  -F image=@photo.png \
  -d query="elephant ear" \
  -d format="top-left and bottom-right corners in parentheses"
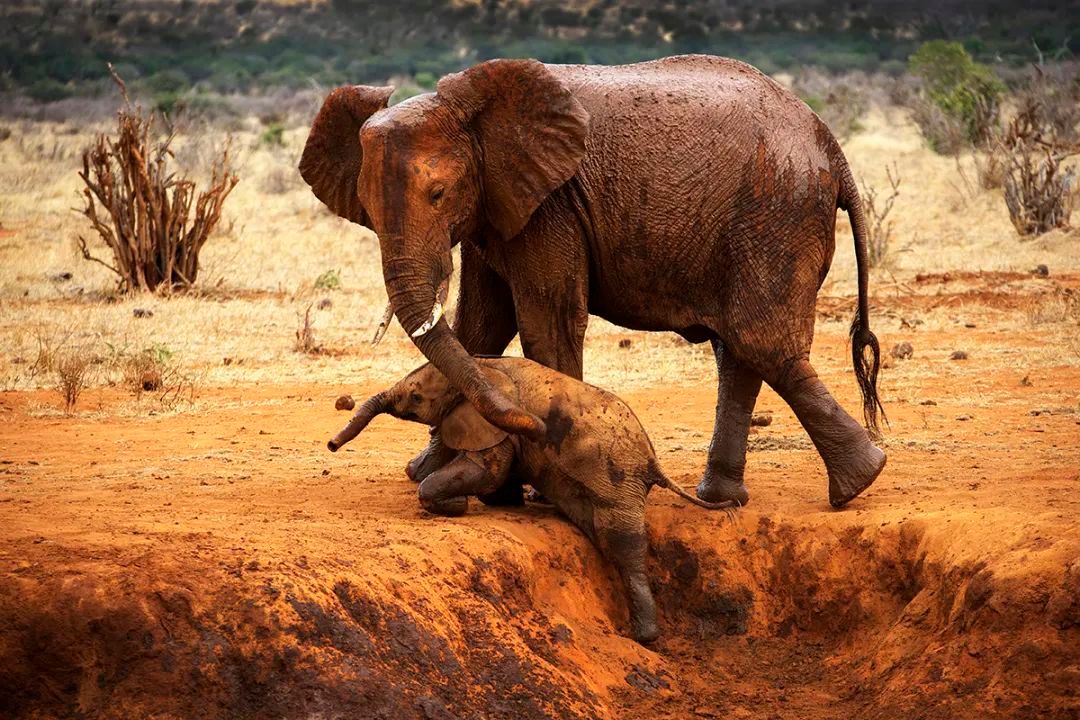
top-left (440, 401), bottom-right (510, 452)
top-left (299, 85), bottom-right (394, 227)
top-left (437, 59), bottom-right (590, 240)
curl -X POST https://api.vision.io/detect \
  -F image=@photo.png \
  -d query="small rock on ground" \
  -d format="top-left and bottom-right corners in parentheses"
top-left (890, 342), bottom-right (914, 360)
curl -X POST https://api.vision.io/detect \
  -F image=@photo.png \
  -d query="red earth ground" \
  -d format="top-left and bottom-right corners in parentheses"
top-left (1, 272), bottom-right (1078, 719)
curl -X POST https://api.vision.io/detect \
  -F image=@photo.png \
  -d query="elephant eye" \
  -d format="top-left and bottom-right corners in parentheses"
top-left (429, 186), bottom-right (445, 205)
top-left (410, 392), bottom-right (423, 405)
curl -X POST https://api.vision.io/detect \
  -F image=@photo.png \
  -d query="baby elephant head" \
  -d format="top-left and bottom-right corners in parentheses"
top-left (328, 363), bottom-right (460, 452)
top-left (328, 362), bottom-right (513, 454)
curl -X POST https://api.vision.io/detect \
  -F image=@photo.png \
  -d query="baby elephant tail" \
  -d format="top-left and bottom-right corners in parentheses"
top-left (653, 469), bottom-right (740, 512)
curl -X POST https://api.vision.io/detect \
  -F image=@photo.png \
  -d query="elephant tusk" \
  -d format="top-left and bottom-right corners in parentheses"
top-left (371, 302), bottom-right (395, 346)
top-left (410, 278), bottom-right (450, 339)
top-left (410, 301), bottom-right (444, 338)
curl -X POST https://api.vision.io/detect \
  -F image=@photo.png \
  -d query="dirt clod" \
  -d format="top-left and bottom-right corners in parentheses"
top-left (132, 307), bottom-right (154, 318)
top-left (950, 350), bottom-right (969, 360)
top-left (140, 369), bottom-right (161, 391)
top-left (335, 395), bottom-right (355, 411)
top-left (891, 341), bottom-right (914, 360)
top-left (750, 412), bottom-right (773, 426)
top-left (619, 338), bottom-right (632, 348)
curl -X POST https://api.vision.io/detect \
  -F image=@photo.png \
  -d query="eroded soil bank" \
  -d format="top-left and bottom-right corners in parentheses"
top-left (1, 315), bottom-right (1078, 719)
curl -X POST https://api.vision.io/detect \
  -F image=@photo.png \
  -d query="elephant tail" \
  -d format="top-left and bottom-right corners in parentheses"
top-left (838, 163), bottom-right (886, 439)
top-left (652, 467), bottom-right (740, 513)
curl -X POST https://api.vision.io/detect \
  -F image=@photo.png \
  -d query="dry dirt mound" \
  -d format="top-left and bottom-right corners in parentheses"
top-left (1, 311), bottom-right (1078, 719)
top-left (1, 504), bottom-right (1077, 719)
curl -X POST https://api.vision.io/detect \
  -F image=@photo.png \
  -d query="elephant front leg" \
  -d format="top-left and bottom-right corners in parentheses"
top-left (406, 244), bottom-right (518, 484)
top-left (417, 442), bottom-right (514, 517)
top-left (697, 339), bottom-right (762, 506)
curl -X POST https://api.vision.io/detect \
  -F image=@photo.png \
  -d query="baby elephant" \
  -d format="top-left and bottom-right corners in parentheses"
top-left (327, 357), bottom-right (736, 644)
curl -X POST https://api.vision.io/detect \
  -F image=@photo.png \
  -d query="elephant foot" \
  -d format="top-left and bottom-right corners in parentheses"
top-left (633, 620), bottom-right (661, 645)
top-left (421, 495), bottom-right (469, 517)
top-left (406, 436), bottom-right (457, 483)
top-left (697, 467), bottom-right (750, 507)
top-left (828, 444), bottom-right (887, 508)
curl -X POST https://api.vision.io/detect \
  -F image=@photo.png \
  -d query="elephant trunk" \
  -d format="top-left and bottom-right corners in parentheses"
top-left (382, 247), bottom-right (546, 440)
top-left (328, 391), bottom-right (389, 452)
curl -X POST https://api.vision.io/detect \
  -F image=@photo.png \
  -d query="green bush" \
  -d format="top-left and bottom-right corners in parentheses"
top-left (26, 78), bottom-right (73, 103)
top-left (908, 40), bottom-right (1004, 151)
top-left (259, 121), bottom-right (286, 147)
top-left (414, 71), bottom-right (437, 89)
top-left (146, 68), bottom-right (191, 95)
top-left (314, 269), bottom-right (341, 290)
top-left (390, 84), bottom-right (425, 105)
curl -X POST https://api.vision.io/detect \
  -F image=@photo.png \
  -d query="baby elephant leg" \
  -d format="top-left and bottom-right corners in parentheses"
top-left (417, 441), bottom-right (513, 517)
top-left (593, 508), bottom-right (660, 645)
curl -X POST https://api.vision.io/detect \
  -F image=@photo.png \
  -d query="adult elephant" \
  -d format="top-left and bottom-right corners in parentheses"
top-left (299, 55), bottom-right (886, 508)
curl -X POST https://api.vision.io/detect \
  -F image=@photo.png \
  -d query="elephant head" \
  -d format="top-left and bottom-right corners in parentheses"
top-left (300, 59), bottom-right (590, 440)
top-left (328, 363), bottom-right (509, 452)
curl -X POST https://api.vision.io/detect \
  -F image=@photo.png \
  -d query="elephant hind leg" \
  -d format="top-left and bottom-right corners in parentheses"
top-left (417, 442), bottom-right (514, 516)
top-left (760, 357), bottom-right (886, 507)
top-left (592, 507), bottom-right (659, 644)
top-left (697, 338), bottom-right (762, 506)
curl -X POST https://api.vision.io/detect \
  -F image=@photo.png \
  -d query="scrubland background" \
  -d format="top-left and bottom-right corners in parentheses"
top-left (0, 0), bottom-right (1077, 408)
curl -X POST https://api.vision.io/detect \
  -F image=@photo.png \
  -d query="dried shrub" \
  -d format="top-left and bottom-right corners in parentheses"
top-left (1024, 291), bottom-right (1079, 326)
top-left (77, 65), bottom-right (238, 292)
top-left (120, 344), bottom-right (173, 397)
top-left (973, 145), bottom-right (1007, 190)
top-left (996, 65), bottom-right (1080, 236)
top-left (108, 342), bottom-right (199, 410)
top-left (259, 165), bottom-right (298, 195)
top-left (56, 350), bottom-right (90, 413)
top-left (294, 304), bottom-right (321, 354)
top-left (794, 70), bottom-right (869, 142)
top-left (861, 164), bottom-right (901, 269)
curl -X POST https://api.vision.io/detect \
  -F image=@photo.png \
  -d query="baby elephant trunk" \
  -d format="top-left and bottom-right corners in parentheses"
top-left (328, 391), bottom-right (389, 452)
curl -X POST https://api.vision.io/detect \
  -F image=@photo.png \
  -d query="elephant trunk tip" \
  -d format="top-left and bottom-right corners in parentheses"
top-left (327, 439), bottom-right (341, 452)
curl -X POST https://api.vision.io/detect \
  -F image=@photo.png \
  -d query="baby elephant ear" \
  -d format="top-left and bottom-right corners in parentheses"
top-left (299, 85), bottom-right (393, 227)
top-left (441, 402), bottom-right (509, 452)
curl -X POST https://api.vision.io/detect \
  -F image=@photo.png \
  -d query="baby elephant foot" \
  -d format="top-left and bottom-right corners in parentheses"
top-left (828, 444), bottom-right (887, 508)
top-left (697, 465), bottom-right (750, 507)
top-left (420, 494), bottom-right (469, 517)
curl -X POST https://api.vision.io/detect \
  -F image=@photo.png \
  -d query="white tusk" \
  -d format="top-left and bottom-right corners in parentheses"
top-left (410, 301), bottom-right (443, 338)
top-left (371, 302), bottom-right (395, 346)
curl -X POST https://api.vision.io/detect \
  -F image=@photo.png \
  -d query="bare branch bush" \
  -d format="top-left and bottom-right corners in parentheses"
top-left (861, 164), bottom-right (902, 269)
top-left (56, 349), bottom-right (91, 413)
top-left (996, 64), bottom-right (1080, 236)
top-left (294, 304), bottom-right (321, 354)
top-left (77, 65), bottom-right (239, 292)
top-left (106, 341), bottom-right (201, 410)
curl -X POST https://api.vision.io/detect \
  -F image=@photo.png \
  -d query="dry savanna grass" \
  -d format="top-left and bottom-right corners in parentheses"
top-left (0, 100), bottom-right (1078, 416)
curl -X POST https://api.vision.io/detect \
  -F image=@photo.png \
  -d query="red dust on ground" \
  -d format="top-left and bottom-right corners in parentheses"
top-left (1, 279), bottom-right (1078, 719)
